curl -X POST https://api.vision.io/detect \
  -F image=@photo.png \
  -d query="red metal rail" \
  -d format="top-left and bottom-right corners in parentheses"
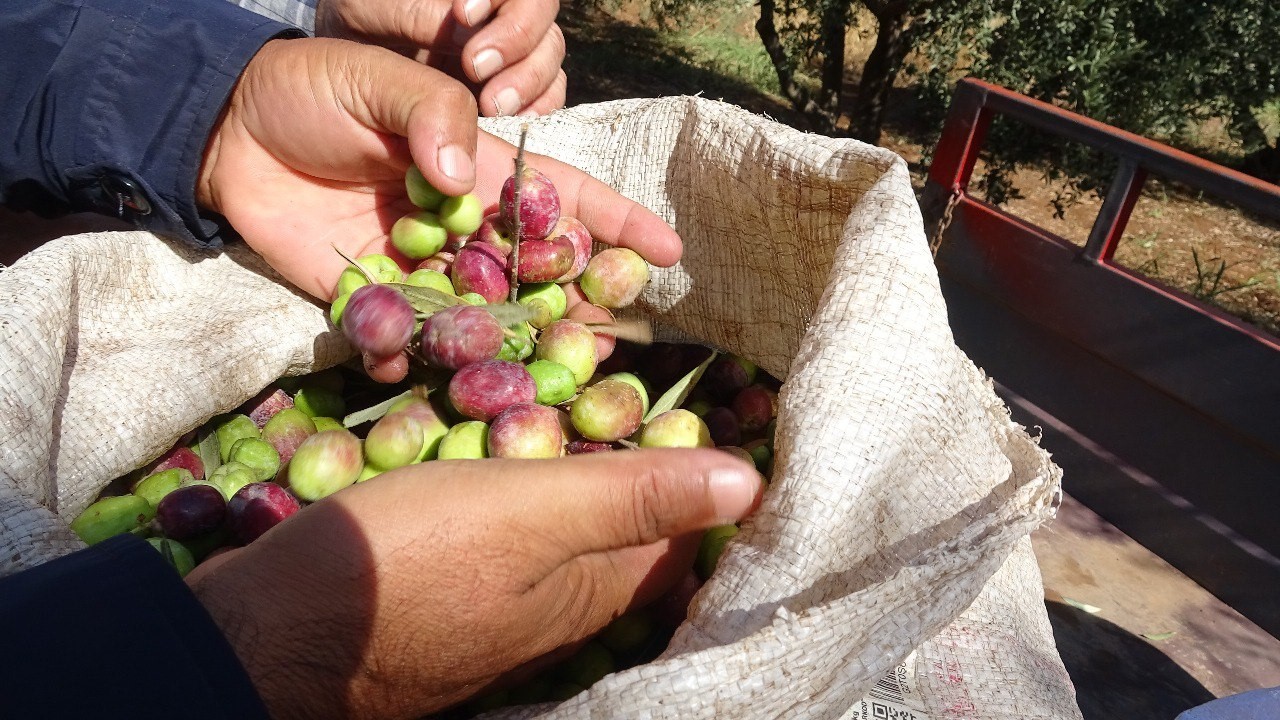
top-left (923, 78), bottom-right (1280, 460)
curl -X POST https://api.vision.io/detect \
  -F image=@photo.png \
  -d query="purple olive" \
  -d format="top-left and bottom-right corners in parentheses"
top-left (155, 484), bottom-right (227, 541)
top-left (500, 167), bottom-right (561, 241)
top-left (448, 360), bottom-right (537, 421)
top-left (342, 284), bottom-right (415, 358)
top-left (228, 482), bottom-right (301, 545)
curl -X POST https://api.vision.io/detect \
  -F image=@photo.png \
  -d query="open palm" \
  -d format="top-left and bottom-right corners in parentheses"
top-left (199, 38), bottom-right (680, 302)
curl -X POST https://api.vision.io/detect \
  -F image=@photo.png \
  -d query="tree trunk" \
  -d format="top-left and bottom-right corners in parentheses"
top-left (817, 0), bottom-right (849, 118)
top-left (849, 7), bottom-right (913, 144)
top-left (755, 0), bottom-right (838, 132)
top-left (1235, 113), bottom-right (1279, 184)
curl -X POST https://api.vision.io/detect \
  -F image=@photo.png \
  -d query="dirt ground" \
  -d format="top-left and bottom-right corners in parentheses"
top-left (969, 164), bottom-right (1280, 338)
top-left (561, 0), bottom-right (1280, 338)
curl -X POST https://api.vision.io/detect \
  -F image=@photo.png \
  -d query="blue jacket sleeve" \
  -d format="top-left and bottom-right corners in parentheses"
top-left (0, 0), bottom-right (302, 248)
top-left (0, 534), bottom-right (270, 719)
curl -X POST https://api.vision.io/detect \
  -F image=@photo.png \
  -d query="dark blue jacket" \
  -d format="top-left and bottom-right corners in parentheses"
top-left (1, 0), bottom-right (300, 248)
top-left (0, 535), bottom-right (271, 718)
top-left (0, 0), bottom-right (300, 715)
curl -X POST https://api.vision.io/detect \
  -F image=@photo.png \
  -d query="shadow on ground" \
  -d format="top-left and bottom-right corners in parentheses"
top-left (560, 0), bottom-right (939, 174)
top-left (1047, 600), bottom-right (1213, 720)
top-left (560, 1), bottom-right (807, 127)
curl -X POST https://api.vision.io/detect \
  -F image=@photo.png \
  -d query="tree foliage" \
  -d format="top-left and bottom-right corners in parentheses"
top-left (918, 0), bottom-right (1280, 190)
top-left (643, 0), bottom-right (1279, 183)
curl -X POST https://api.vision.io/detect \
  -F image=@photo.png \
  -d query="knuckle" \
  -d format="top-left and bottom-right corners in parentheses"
top-left (505, 18), bottom-right (538, 49)
top-left (623, 466), bottom-right (673, 546)
top-left (549, 23), bottom-right (566, 59)
top-left (404, 2), bottom-right (446, 44)
top-left (554, 559), bottom-right (605, 632)
top-left (545, 87), bottom-right (566, 112)
top-left (438, 81), bottom-right (479, 115)
top-left (517, 34), bottom-right (563, 97)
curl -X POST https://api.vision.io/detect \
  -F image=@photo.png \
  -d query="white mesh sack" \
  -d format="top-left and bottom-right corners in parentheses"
top-left (0, 96), bottom-right (1079, 720)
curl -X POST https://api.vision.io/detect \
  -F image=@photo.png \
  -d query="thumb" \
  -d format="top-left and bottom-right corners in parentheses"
top-left (331, 41), bottom-right (479, 195)
top-left (521, 448), bottom-right (763, 563)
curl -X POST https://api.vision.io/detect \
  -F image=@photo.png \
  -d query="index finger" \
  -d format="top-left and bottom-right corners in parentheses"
top-left (476, 132), bottom-right (683, 267)
top-left (455, 0), bottom-right (559, 28)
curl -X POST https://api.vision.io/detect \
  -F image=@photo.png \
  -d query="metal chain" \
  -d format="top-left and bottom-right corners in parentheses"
top-left (929, 189), bottom-right (963, 258)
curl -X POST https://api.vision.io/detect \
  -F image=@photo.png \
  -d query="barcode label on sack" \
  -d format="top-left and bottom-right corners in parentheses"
top-left (839, 653), bottom-right (930, 720)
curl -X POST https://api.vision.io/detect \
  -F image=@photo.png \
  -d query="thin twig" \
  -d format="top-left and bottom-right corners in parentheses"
top-left (509, 125), bottom-right (529, 303)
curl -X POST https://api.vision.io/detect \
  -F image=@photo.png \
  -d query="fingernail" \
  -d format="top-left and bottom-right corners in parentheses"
top-left (463, 0), bottom-right (491, 26)
top-left (472, 48), bottom-right (504, 82)
top-left (437, 144), bottom-right (473, 184)
top-left (708, 468), bottom-right (760, 525)
top-left (493, 87), bottom-right (521, 117)
top-left (518, 110), bottom-right (539, 118)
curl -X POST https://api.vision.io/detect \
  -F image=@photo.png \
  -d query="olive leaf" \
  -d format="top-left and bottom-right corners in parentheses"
top-left (1061, 597), bottom-right (1102, 614)
top-left (196, 427), bottom-right (222, 476)
top-left (385, 282), bottom-right (536, 329)
top-left (386, 283), bottom-right (463, 315)
top-left (159, 538), bottom-right (176, 567)
top-left (643, 350), bottom-right (719, 424)
top-left (332, 245), bottom-right (378, 284)
top-left (342, 389), bottom-right (414, 428)
top-left (485, 302), bottom-right (537, 327)
top-left (584, 318), bottom-right (653, 345)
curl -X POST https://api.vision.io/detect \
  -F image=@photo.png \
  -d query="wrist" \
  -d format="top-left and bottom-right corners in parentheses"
top-left (197, 104), bottom-right (228, 216)
top-left (197, 37), bottom-right (292, 217)
top-left (187, 558), bottom-right (292, 719)
top-left (186, 546), bottom-right (355, 720)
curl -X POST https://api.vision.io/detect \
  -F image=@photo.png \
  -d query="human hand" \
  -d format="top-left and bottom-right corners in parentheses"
top-left (186, 449), bottom-right (763, 719)
top-left (315, 0), bottom-right (566, 117)
top-left (198, 38), bottom-right (679, 303)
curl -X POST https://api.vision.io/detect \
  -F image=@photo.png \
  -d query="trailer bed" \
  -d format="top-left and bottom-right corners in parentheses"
top-left (930, 79), bottom-right (1280, 719)
top-left (1033, 493), bottom-right (1280, 719)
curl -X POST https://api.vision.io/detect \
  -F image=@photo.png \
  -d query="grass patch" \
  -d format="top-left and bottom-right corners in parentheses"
top-left (670, 17), bottom-right (781, 97)
top-left (562, 1), bottom-right (799, 117)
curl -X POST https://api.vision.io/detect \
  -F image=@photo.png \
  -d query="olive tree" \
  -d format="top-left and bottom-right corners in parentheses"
top-left (750, 0), bottom-right (989, 142)
top-left (917, 0), bottom-right (1279, 187)
top-left (645, 0), bottom-right (1277, 182)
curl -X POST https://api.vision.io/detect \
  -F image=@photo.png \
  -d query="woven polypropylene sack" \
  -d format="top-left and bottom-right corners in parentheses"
top-left (0, 97), bottom-right (1079, 720)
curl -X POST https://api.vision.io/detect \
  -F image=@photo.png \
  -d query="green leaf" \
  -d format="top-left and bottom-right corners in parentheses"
top-left (484, 302), bottom-right (537, 328)
top-left (387, 283), bottom-right (463, 315)
top-left (1061, 597), bottom-right (1101, 614)
top-left (386, 282), bottom-right (535, 329)
top-left (643, 350), bottom-right (719, 424)
top-left (1141, 631), bottom-right (1177, 642)
top-left (332, 245), bottom-right (377, 284)
top-left (342, 390), bottom-right (414, 429)
top-left (196, 427), bottom-right (222, 476)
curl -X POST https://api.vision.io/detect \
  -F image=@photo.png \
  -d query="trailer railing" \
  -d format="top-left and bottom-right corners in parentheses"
top-left (922, 78), bottom-right (1280, 634)
top-left (923, 78), bottom-right (1280, 459)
